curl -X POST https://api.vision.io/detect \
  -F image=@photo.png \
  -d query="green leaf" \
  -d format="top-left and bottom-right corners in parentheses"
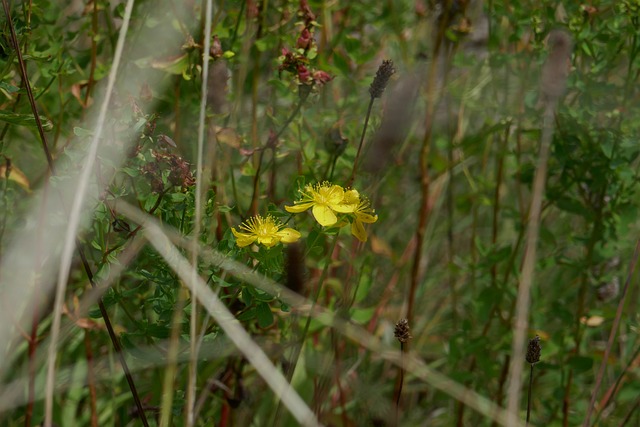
top-left (73, 126), bottom-right (93, 138)
top-left (349, 307), bottom-right (374, 323)
top-left (147, 323), bottom-right (171, 339)
top-left (256, 302), bottom-right (274, 328)
top-left (236, 307), bottom-right (256, 322)
top-left (254, 39), bottom-right (268, 52)
top-left (217, 204), bottom-right (233, 213)
top-left (568, 356), bottom-right (593, 373)
top-left (0, 111), bottom-right (53, 131)
top-left (0, 82), bottom-right (20, 93)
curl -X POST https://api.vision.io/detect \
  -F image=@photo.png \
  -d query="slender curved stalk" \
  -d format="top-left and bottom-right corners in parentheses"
top-left (185, 1), bottom-right (214, 424)
top-left (272, 236), bottom-right (339, 426)
top-left (347, 97), bottom-right (375, 187)
top-left (247, 90), bottom-right (309, 217)
top-left (526, 364), bottom-right (534, 426)
top-left (583, 237), bottom-right (640, 426)
top-left (117, 200), bottom-right (526, 427)
top-left (43, 1), bottom-right (141, 426)
top-left (505, 104), bottom-right (555, 426)
top-left (1, 0), bottom-right (54, 170)
top-left (139, 210), bottom-right (322, 427)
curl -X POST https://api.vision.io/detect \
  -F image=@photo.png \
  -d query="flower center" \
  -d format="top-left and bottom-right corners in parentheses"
top-left (254, 217), bottom-right (279, 236)
top-left (315, 187), bottom-right (332, 204)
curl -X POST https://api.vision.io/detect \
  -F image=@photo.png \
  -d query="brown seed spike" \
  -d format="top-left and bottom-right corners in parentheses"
top-left (369, 59), bottom-right (396, 99)
top-left (526, 335), bottom-right (542, 364)
top-left (394, 318), bottom-right (412, 343)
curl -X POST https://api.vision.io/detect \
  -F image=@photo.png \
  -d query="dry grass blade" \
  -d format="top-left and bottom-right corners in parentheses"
top-left (116, 201), bottom-right (525, 427)
top-left (186, 1), bottom-right (214, 424)
top-left (583, 237), bottom-right (640, 426)
top-left (119, 203), bottom-right (321, 427)
top-left (506, 30), bottom-right (571, 425)
top-left (44, 2), bottom-right (137, 425)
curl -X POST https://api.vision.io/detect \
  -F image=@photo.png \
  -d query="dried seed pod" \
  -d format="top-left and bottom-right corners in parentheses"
top-left (369, 59), bottom-right (396, 99)
top-left (394, 318), bottom-right (412, 343)
top-left (526, 335), bottom-right (542, 365)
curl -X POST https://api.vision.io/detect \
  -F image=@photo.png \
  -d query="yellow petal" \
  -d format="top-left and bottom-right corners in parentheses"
top-left (285, 202), bottom-right (313, 213)
top-left (351, 220), bottom-right (368, 242)
top-left (277, 228), bottom-right (301, 243)
top-left (257, 235), bottom-right (278, 248)
top-left (235, 235), bottom-right (257, 247)
top-left (231, 228), bottom-right (256, 247)
top-left (325, 185), bottom-right (345, 204)
top-left (332, 201), bottom-right (357, 213)
top-left (342, 189), bottom-right (360, 204)
top-left (312, 204), bottom-right (338, 226)
top-left (355, 212), bottom-right (378, 223)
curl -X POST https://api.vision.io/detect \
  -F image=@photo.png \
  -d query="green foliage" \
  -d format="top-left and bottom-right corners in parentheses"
top-left (2, 1), bottom-right (640, 426)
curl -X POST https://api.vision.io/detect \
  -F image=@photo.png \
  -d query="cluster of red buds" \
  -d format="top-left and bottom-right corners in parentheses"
top-left (277, 1), bottom-right (333, 88)
top-left (279, 48), bottom-right (333, 87)
top-left (141, 150), bottom-right (195, 193)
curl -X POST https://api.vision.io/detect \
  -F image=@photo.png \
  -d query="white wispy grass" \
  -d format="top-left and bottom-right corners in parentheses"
top-left (43, 1), bottom-right (136, 424)
top-left (117, 200), bottom-right (525, 427)
top-left (0, 0), bottom-right (191, 422)
top-left (117, 202), bottom-right (321, 427)
top-left (187, 0), bottom-right (213, 424)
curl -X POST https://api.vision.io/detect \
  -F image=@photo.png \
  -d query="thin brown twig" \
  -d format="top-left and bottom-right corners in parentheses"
top-left (247, 92), bottom-right (308, 217)
top-left (526, 364), bottom-right (534, 426)
top-left (593, 342), bottom-right (640, 424)
top-left (83, 330), bottom-right (99, 427)
top-left (583, 237), bottom-right (640, 426)
top-left (506, 101), bottom-right (557, 425)
top-left (0, 1), bottom-right (149, 425)
top-left (84, 0), bottom-right (99, 108)
top-left (1, 0), bottom-right (55, 172)
top-left (347, 97), bottom-right (374, 187)
top-left (394, 342), bottom-right (405, 426)
top-left (406, 17), bottom-right (448, 328)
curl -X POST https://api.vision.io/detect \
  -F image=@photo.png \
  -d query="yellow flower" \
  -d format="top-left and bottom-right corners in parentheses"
top-left (231, 215), bottom-right (301, 248)
top-left (285, 182), bottom-right (357, 226)
top-left (350, 196), bottom-right (378, 242)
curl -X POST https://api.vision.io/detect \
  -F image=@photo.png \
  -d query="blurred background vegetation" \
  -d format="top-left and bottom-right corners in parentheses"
top-left (1, 0), bottom-right (640, 426)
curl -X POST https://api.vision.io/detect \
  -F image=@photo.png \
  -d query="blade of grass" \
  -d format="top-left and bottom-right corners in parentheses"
top-left (138, 210), bottom-right (322, 427)
top-left (185, 1), bottom-right (214, 424)
top-left (116, 200), bottom-right (526, 427)
top-left (505, 104), bottom-right (555, 425)
top-left (583, 237), bottom-right (640, 426)
top-left (43, 2), bottom-right (140, 426)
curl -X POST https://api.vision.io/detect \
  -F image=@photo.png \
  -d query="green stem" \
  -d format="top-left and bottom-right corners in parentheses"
top-left (348, 97), bottom-right (375, 187)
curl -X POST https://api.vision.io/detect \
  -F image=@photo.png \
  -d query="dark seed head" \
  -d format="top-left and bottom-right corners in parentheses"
top-left (526, 335), bottom-right (542, 364)
top-left (369, 59), bottom-right (396, 99)
top-left (394, 318), bottom-right (412, 343)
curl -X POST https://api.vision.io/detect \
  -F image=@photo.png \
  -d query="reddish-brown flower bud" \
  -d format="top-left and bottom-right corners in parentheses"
top-left (313, 70), bottom-right (333, 85)
top-left (210, 35), bottom-right (223, 59)
top-left (299, 0), bottom-right (316, 23)
top-left (297, 64), bottom-right (311, 83)
top-left (296, 28), bottom-right (312, 49)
